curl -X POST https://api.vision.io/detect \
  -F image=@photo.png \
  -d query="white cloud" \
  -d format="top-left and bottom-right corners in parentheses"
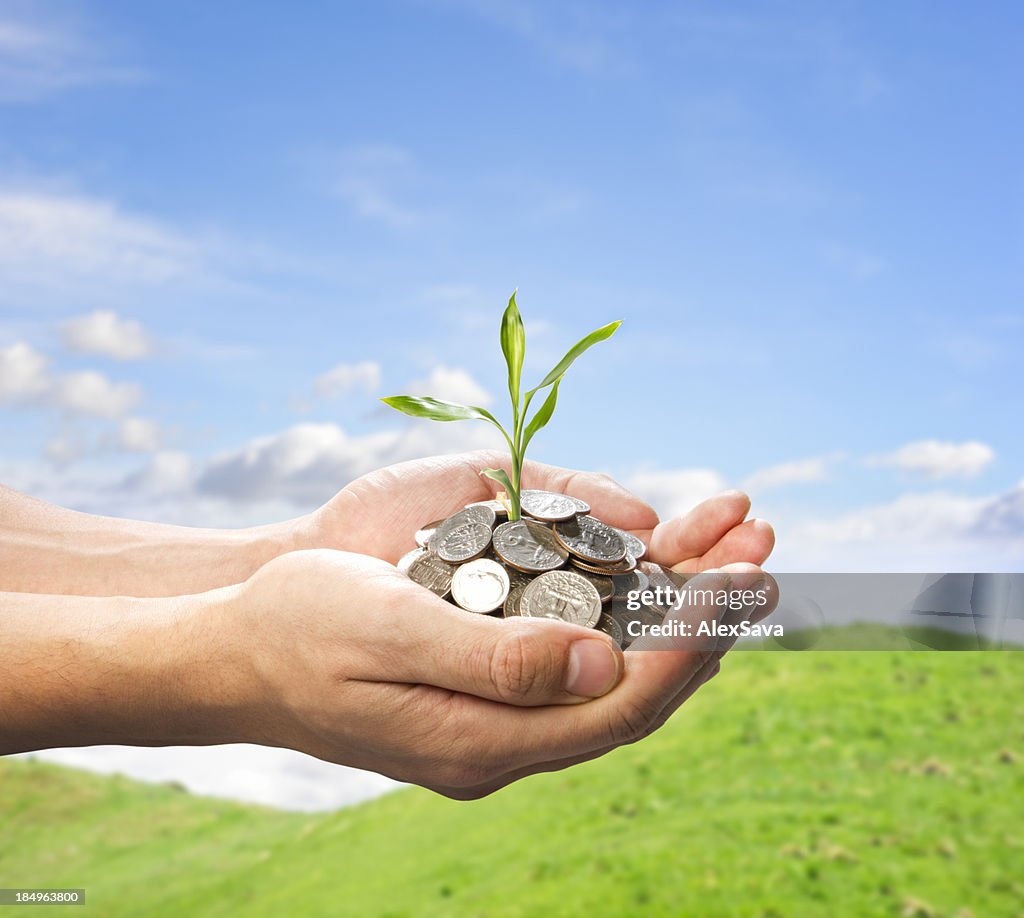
top-left (0, 10), bottom-right (142, 102)
top-left (196, 423), bottom-right (400, 505)
top-left (973, 481), bottom-right (1024, 539)
top-left (196, 418), bottom-right (500, 507)
top-left (50, 368), bottom-right (140, 420)
top-left (53, 370), bottom-right (141, 419)
top-left (25, 745), bottom-right (398, 812)
top-left (868, 440), bottom-right (995, 479)
top-left (404, 364), bottom-right (493, 406)
top-left (625, 468), bottom-right (729, 519)
top-left (777, 482), bottom-right (1024, 571)
top-left (314, 360), bottom-right (382, 399)
top-left (802, 491), bottom-right (986, 545)
top-left (43, 432), bottom-right (87, 465)
top-left (120, 451), bottom-right (195, 496)
top-left (1, 339), bottom-right (144, 419)
top-left (0, 341), bottom-right (50, 402)
top-left (0, 189), bottom-right (196, 287)
top-left (61, 310), bottom-right (154, 360)
top-left (116, 416), bottom-right (162, 452)
top-left (743, 454), bottom-right (838, 492)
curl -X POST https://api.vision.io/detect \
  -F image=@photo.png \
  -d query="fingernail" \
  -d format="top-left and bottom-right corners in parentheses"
top-left (565, 639), bottom-right (621, 697)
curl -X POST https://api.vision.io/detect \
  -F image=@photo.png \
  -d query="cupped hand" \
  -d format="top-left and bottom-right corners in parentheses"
top-left (309, 449), bottom-right (774, 572)
top-left (232, 451), bottom-right (777, 798)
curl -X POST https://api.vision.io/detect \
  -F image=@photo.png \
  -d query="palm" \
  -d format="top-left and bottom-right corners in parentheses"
top-left (317, 450), bottom-right (774, 572)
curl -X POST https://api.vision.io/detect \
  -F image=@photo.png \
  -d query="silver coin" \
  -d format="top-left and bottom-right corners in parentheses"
top-left (407, 552), bottom-right (456, 597)
top-left (520, 490), bottom-right (580, 523)
top-left (428, 505), bottom-right (497, 554)
top-left (567, 495), bottom-right (590, 514)
top-left (503, 579), bottom-right (530, 617)
top-left (451, 559), bottom-right (510, 613)
top-left (554, 515), bottom-right (627, 564)
top-left (520, 570), bottom-right (602, 628)
top-left (596, 613), bottom-right (624, 647)
top-left (613, 569), bottom-right (649, 597)
top-left (436, 520), bottom-right (493, 563)
top-left (606, 600), bottom-right (665, 643)
top-left (415, 519), bottom-right (445, 548)
top-left (573, 569), bottom-right (614, 604)
top-left (397, 547), bottom-right (426, 573)
top-left (467, 499), bottom-right (509, 520)
top-left (641, 562), bottom-right (689, 610)
top-left (570, 551), bottom-right (636, 576)
top-left (619, 530), bottom-right (647, 560)
top-left (492, 519), bottom-right (568, 573)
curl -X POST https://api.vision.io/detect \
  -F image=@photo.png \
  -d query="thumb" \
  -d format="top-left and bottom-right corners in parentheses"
top-left (375, 600), bottom-right (625, 706)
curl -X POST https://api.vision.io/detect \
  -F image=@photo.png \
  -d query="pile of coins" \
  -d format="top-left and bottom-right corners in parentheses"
top-left (397, 489), bottom-right (683, 648)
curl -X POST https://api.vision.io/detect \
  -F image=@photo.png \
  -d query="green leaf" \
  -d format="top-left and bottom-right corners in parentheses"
top-left (380, 395), bottom-right (503, 426)
top-left (480, 467), bottom-right (515, 496)
top-left (521, 380), bottom-right (559, 451)
top-left (381, 395), bottom-right (514, 454)
top-left (526, 320), bottom-right (621, 396)
top-left (500, 290), bottom-right (525, 421)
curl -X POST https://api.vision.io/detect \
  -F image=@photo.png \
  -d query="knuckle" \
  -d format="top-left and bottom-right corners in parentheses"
top-left (489, 630), bottom-right (555, 702)
top-left (607, 696), bottom-right (661, 745)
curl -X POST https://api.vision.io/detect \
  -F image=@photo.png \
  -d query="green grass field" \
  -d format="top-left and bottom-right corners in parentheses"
top-left (2, 645), bottom-right (1022, 917)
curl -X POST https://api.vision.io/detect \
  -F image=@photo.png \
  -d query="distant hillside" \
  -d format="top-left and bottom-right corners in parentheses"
top-left (2, 643), bottom-right (1021, 917)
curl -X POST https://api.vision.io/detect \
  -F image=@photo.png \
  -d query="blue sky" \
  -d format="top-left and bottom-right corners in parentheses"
top-left (1, 0), bottom-right (1021, 573)
top-left (2, 0), bottom-right (1022, 811)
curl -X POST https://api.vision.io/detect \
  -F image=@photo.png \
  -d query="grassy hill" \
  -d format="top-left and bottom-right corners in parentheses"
top-left (2, 646), bottom-right (1022, 917)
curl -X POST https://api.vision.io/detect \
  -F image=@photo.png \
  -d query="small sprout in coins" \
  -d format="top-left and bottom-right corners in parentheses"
top-left (386, 291), bottom-right (662, 647)
top-left (381, 290), bottom-right (620, 521)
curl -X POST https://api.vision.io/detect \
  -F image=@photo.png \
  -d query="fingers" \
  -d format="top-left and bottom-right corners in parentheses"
top-left (445, 652), bottom-right (728, 800)
top-left (355, 570), bottom-right (762, 796)
top-left (455, 572), bottom-right (736, 771)
top-left (359, 576), bottom-right (625, 706)
top-left (671, 518), bottom-right (775, 572)
top-left (647, 490), bottom-right (752, 567)
top-left (520, 458), bottom-right (660, 533)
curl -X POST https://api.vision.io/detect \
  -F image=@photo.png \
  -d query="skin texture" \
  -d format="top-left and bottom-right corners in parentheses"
top-left (0, 450), bottom-right (776, 799)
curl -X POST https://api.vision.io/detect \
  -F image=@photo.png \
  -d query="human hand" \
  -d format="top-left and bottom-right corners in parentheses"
top-left (307, 449), bottom-right (774, 571)
top-left (226, 534), bottom-right (775, 799)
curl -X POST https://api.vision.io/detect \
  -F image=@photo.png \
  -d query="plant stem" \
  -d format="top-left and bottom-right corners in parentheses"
top-left (507, 390), bottom-right (534, 522)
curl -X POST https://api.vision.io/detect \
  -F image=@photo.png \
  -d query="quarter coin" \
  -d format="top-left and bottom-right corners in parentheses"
top-left (570, 552), bottom-right (636, 576)
top-left (492, 519), bottom-right (569, 573)
top-left (567, 495), bottom-right (590, 514)
top-left (553, 515), bottom-right (627, 564)
top-left (619, 530), bottom-right (647, 561)
top-left (573, 569), bottom-right (614, 604)
top-left (451, 559), bottom-right (510, 613)
top-left (520, 570), bottom-right (602, 628)
top-left (407, 552), bottom-right (456, 597)
top-left (428, 505), bottom-right (497, 554)
top-left (613, 569), bottom-right (649, 597)
top-left (467, 499), bottom-right (509, 520)
top-left (520, 490), bottom-right (580, 522)
top-left (503, 579), bottom-right (529, 617)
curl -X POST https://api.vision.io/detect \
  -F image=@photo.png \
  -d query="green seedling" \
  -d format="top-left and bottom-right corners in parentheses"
top-left (381, 291), bottom-right (620, 520)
